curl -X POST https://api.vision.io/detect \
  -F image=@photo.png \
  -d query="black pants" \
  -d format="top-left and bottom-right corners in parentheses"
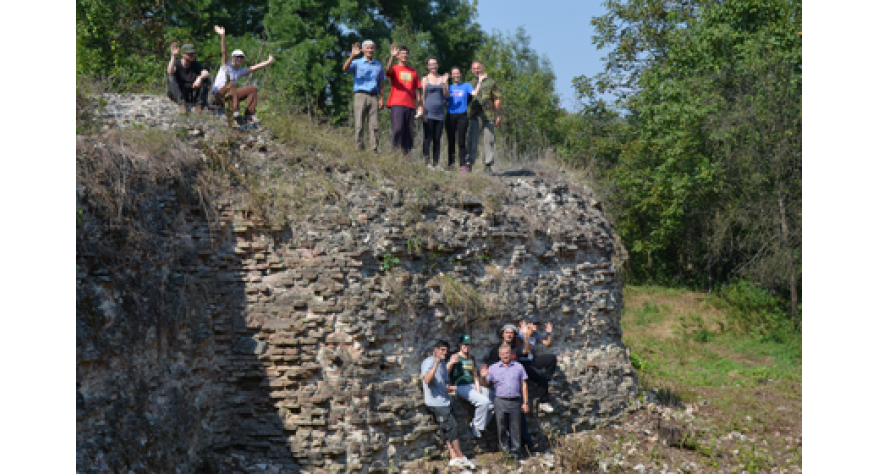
top-left (390, 105), bottom-right (415, 153)
top-left (494, 397), bottom-right (524, 456)
top-left (533, 354), bottom-right (557, 380)
top-left (445, 112), bottom-right (469, 167)
top-left (166, 75), bottom-right (211, 108)
top-left (422, 118), bottom-right (444, 165)
top-left (519, 359), bottom-right (551, 404)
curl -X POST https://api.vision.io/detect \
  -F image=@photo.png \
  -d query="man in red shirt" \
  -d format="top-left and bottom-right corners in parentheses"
top-left (385, 44), bottom-right (422, 154)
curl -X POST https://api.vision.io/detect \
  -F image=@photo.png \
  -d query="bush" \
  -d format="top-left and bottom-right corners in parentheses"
top-left (713, 279), bottom-right (791, 335)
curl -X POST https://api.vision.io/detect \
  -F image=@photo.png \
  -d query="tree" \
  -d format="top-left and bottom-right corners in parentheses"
top-left (475, 27), bottom-right (562, 156)
top-left (573, 0), bottom-right (801, 322)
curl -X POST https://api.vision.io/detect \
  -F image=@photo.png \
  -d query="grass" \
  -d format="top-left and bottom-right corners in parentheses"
top-left (615, 285), bottom-right (802, 472)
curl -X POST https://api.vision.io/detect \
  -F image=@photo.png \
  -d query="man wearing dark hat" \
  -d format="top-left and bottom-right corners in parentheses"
top-left (167, 42), bottom-right (212, 114)
top-left (517, 317), bottom-right (557, 413)
top-left (448, 334), bottom-right (494, 438)
top-left (421, 340), bottom-right (476, 469)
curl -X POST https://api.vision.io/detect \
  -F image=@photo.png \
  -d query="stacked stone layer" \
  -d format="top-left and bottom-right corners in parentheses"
top-left (76, 94), bottom-right (637, 473)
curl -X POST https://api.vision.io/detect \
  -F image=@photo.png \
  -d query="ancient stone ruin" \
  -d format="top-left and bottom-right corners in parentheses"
top-left (76, 95), bottom-right (638, 473)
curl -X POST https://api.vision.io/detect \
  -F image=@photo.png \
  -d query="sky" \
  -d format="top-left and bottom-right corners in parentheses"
top-left (474, 0), bottom-right (611, 112)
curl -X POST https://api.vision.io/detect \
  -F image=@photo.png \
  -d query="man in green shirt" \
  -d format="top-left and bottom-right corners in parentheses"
top-left (466, 60), bottom-right (502, 175)
top-left (447, 334), bottom-right (494, 438)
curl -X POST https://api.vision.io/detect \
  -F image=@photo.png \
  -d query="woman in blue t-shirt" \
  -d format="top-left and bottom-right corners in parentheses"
top-left (446, 67), bottom-right (483, 172)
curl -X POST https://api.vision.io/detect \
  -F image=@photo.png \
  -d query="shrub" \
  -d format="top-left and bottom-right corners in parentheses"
top-left (713, 279), bottom-right (790, 334)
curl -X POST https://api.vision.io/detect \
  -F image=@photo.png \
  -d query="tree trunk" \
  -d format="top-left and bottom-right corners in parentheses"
top-left (777, 191), bottom-right (799, 330)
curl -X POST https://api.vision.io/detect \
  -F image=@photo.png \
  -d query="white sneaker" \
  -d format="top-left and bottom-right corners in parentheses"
top-left (538, 402), bottom-right (555, 413)
top-left (449, 458), bottom-right (464, 467)
top-left (459, 457), bottom-right (476, 469)
top-left (470, 420), bottom-right (481, 438)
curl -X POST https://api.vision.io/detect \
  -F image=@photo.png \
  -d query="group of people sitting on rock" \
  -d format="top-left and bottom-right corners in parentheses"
top-left (165, 30), bottom-right (501, 173)
top-left (420, 317), bottom-right (559, 467)
top-left (166, 26), bottom-right (274, 122)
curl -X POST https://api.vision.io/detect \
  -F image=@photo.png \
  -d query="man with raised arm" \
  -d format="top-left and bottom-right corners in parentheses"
top-left (517, 317), bottom-right (558, 414)
top-left (385, 44), bottom-right (422, 155)
top-left (343, 40), bottom-right (385, 153)
top-left (447, 334), bottom-right (494, 439)
top-left (466, 60), bottom-right (502, 174)
top-left (212, 25), bottom-right (275, 123)
top-left (421, 340), bottom-right (476, 469)
top-left (480, 344), bottom-right (529, 461)
top-left (167, 42), bottom-right (212, 115)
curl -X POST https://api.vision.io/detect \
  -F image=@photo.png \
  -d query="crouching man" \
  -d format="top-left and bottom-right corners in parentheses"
top-left (421, 340), bottom-right (476, 469)
top-left (167, 43), bottom-right (211, 114)
top-left (447, 334), bottom-right (494, 438)
top-left (212, 25), bottom-right (275, 123)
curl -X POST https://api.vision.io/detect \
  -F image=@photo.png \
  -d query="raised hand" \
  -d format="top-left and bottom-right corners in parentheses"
top-left (449, 353), bottom-right (460, 365)
top-left (432, 352), bottom-right (443, 365)
top-left (170, 42), bottom-right (179, 56)
top-left (214, 25), bottom-right (225, 36)
top-left (390, 44), bottom-right (400, 58)
top-left (267, 54), bottom-right (275, 64)
top-left (351, 42), bottom-right (362, 56)
top-left (518, 320), bottom-right (532, 337)
top-left (441, 73), bottom-right (450, 83)
top-left (545, 322), bottom-right (554, 334)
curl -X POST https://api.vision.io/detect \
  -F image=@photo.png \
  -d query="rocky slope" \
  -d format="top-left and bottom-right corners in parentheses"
top-left (76, 94), bottom-right (637, 473)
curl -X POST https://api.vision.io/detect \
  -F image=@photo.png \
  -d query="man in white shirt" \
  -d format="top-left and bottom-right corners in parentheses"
top-left (212, 25), bottom-right (275, 122)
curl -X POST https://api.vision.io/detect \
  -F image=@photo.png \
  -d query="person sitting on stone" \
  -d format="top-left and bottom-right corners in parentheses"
top-left (421, 340), bottom-right (476, 470)
top-left (447, 334), bottom-right (494, 439)
top-left (212, 25), bottom-right (275, 123)
top-left (166, 42), bottom-right (211, 115)
top-left (516, 317), bottom-right (557, 414)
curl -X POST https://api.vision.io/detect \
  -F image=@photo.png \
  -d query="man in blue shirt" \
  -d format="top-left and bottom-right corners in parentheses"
top-left (343, 40), bottom-right (385, 152)
top-left (420, 340), bottom-right (476, 469)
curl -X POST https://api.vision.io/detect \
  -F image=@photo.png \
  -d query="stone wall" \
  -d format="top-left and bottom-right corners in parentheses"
top-left (76, 95), bottom-right (638, 473)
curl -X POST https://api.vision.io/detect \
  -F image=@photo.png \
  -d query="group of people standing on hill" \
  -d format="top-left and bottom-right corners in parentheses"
top-left (343, 41), bottom-right (501, 174)
top-left (421, 317), bottom-right (559, 467)
top-left (164, 31), bottom-right (501, 171)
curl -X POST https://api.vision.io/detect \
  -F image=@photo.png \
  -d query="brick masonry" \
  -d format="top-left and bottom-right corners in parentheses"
top-left (76, 95), bottom-right (638, 473)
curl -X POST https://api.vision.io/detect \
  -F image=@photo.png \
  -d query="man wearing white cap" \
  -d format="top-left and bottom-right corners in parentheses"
top-left (342, 40), bottom-right (385, 152)
top-left (212, 25), bottom-right (275, 122)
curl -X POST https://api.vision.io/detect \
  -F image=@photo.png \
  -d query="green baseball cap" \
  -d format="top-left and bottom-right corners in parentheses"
top-left (180, 44), bottom-right (197, 54)
top-left (459, 334), bottom-right (473, 344)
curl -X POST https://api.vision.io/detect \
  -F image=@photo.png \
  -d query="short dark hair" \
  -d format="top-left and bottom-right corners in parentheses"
top-left (427, 56), bottom-right (440, 66)
top-left (434, 340), bottom-right (450, 350)
top-left (450, 66), bottom-right (462, 73)
top-left (398, 45), bottom-right (410, 53)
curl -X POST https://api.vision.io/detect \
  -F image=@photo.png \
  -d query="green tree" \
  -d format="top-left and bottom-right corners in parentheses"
top-left (574, 0), bottom-right (801, 322)
top-left (475, 27), bottom-right (562, 157)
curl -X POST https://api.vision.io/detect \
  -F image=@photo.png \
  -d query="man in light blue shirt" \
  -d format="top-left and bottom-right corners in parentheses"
top-left (420, 340), bottom-right (476, 469)
top-left (342, 40), bottom-right (385, 152)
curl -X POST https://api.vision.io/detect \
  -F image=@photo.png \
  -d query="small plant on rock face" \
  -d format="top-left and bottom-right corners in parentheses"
top-left (381, 254), bottom-right (400, 272)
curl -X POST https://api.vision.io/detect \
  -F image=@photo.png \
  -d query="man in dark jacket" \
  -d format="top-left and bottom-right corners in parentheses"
top-left (166, 42), bottom-right (212, 114)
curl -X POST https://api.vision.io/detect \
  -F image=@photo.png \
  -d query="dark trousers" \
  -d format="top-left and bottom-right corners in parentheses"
top-left (167, 75), bottom-right (211, 108)
top-left (533, 354), bottom-right (557, 380)
top-left (519, 360), bottom-right (550, 404)
top-left (445, 112), bottom-right (469, 167)
top-left (390, 105), bottom-right (415, 153)
top-left (422, 118), bottom-right (444, 165)
top-left (494, 397), bottom-right (524, 456)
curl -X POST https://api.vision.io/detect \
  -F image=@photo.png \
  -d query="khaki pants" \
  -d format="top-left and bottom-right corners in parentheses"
top-left (466, 117), bottom-right (496, 167)
top-left (354, 92), bottom-right (380, 151)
